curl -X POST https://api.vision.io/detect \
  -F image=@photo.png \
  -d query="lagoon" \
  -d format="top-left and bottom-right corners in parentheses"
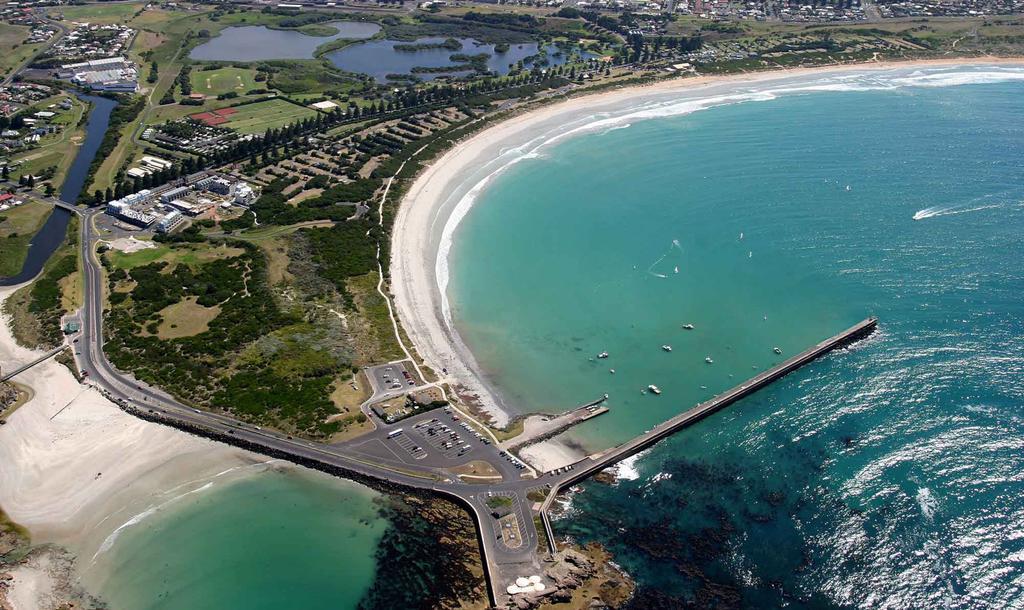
top-left (327, 38), bottom-right (591, 83)
top-left (189, 22), bottom-right (381, 62)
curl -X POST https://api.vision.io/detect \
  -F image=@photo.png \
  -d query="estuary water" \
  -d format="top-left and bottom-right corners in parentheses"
top-left (446, 66), bottom-right (1024, 607)
top-left (0, 94), bottom-right (115, 286)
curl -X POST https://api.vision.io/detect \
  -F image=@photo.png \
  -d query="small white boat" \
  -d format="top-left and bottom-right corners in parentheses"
top-left (674, 266), bottom-right (679, 274)
top-left (609, 369), bottom-right (615, 374)
top-left (682, 323), bottom-right (695, 330)
top-left (662, 345), bottom-right (672, 352)
top-left (648, 385), bottom-right (661, 395)
top-left (597, 352), bottom-right (609, 359)
top-left (773, 347), bottom-right (782, 354)
top-left (705, 357), bottom-right (713, 364)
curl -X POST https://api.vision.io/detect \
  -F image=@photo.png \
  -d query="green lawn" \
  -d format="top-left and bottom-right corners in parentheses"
top-left (106, 244), bottom-right (170, 270)
top-left (222, 99), bottom-right (318, 134)
top-left (0, 201), bottom-right (53, 278)
top-left (105, 242), bottom-right (244, 271)
top-left (190, 67), bottom-right (259, 97)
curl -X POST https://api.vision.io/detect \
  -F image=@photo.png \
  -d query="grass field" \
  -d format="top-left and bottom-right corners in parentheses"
top-left (190, 66), bottom-right (259, 97)
top-left (157, 297), bottom-right (222, 338)
top-left (48, 2), bottom-right (145, 24)
top-left (11, 94), bottom-right (88, 191)
top-left (221, 99), bottom-right (318, 134)
top-left (106, 242), bottom-right (244, 271)
top-left (0, 202), bottom-right (53, 278)
top-left (0, 22), bottom-right (45, 82)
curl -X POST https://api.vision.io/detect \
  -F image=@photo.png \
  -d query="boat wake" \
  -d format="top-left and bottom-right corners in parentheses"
top-left (646, 239), bottom-right (684, 278)
top-left (913, 203), bottom-right (1002, 221)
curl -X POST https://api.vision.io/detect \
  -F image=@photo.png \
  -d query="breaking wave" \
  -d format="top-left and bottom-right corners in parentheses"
top-left (89, 460), bottom-right (278, 562)
top-left (434, 64), bottom-right (1024, 338)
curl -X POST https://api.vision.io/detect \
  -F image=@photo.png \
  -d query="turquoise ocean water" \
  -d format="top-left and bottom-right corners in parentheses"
top-left (88, 66), bottom-right (1024, 609)
top-left (447, 67), bottom-right (1024, 607)
top-left (83, 467), bottom-right (387, 610)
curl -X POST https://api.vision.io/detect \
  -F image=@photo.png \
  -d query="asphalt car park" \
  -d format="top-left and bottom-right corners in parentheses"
top-left (413, 418), bottom-right (473, 459)
top-left (388, 430), bottom-right (428, 460)
top-left (368, 362), bottom-right (421, 395)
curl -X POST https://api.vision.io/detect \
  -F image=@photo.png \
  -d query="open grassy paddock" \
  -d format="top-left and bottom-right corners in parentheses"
top-left (190, 66), bottom-right (260, 97)
top-left (105, 241), bottom-right (245, 271)
top-left (157, 296), bottom-right (222, 339)
top-left (0, 201), bottom-right (53, 278)
top-left (0, 22), bottom-right (45, 82)
top-left (220, 98), bottom-right (319, 134)
top-left (48, 2), bottom-right (146, 24)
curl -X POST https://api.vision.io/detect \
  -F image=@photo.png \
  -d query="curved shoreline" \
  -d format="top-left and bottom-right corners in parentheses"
top-left (390, 57), bottom-right (1024, 431)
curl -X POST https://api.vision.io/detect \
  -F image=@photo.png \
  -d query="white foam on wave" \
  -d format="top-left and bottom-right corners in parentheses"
top-left (432, 65), bottom-right (1024, 338)
top-left (916, 487), bottom-right (938, 522)
top-left (91, 482), bottom-right (215, 562)
top-left (613, 452), bottom-right (644, 481)
top-left (88, 459), bottom-right (279, 563)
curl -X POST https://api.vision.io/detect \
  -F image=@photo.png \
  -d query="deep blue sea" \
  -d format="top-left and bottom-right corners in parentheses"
top-left (447, 67), bottom-right (1024, 608)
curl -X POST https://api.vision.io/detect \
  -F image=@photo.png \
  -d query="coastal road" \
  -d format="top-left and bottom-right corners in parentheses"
top-left (72, 207), bottom-right (557, 605)
top-left (68, 200), bottom-right (879, 608)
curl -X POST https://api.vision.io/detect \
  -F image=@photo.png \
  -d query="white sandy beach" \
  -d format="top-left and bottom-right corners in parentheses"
top-left (389, 57), bottom-right (1024, 470)
top-left (0, 284), bottom-right (259, 608)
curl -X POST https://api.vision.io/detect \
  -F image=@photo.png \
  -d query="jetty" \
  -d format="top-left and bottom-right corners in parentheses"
top-left (538, 316), bottom-right (878, 551)
top-left (0, 344), bottom-right (66, 383)
top-left (502, 396), bottom-right (610, 453)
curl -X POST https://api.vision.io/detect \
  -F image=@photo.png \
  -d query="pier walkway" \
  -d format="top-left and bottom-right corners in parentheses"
top-left (1, 345), bottom-right (66, 383)
top-left (538, 317), bottom-right (878, 551)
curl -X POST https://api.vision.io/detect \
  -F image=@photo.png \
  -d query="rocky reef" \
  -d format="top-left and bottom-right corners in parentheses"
top-left (511, 543), bottom-right (635, 610)
top-left (357, 494), bottom-right (488, 610)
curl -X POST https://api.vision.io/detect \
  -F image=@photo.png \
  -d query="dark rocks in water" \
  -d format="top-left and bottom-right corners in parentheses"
top-left (356, 494), bottom-right (486, 610)
top-left (624, 588), bottom-right (690, 609)
top-left (692, 578), bottom-right (742, 609)
top-left (629, 518), bottom-right (685, 561)
top-left (761, 490), bottom-right (786, 507)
